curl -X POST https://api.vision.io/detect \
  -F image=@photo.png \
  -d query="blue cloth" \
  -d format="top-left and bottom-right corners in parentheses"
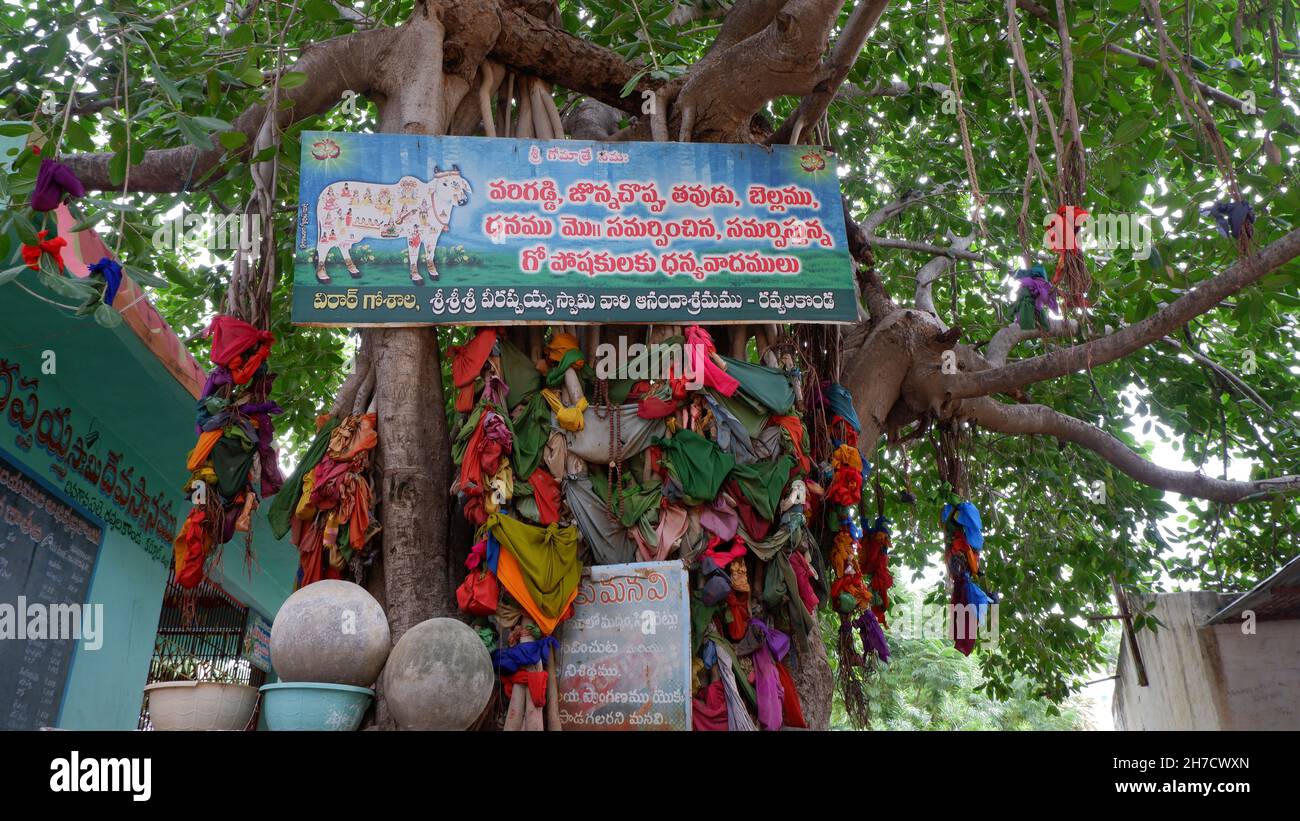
top-left (701, 640), bottom-right (718, 670)
top-left (485, 531), bottom-right (501, 573)
top-left (942, 501), bottom-right (984, 549)
top-left (491, 635), bottom-right (558, 674)
top-left (89, 257), bottom-right (123, 305)
top-left (825, 383), bottom-right (859, 432)
top-left (965, 579), bottom-right (995, 621)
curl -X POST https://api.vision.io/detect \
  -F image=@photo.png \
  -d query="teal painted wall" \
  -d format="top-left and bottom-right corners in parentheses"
top-left (1, 270), bottom-right (298, 728)
top-left (58, 529), bottom-right (169, 729)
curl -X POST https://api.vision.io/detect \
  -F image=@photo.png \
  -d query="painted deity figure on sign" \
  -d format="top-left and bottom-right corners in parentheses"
top-left (313, 166), bottom-right (473, 285)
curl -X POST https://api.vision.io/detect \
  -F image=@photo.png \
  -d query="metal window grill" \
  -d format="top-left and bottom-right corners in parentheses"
top-left (137, 569), bottom-right (266, 730)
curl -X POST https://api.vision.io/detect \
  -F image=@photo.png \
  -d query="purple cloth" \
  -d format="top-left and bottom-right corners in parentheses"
top-left (1017, 275), bottom-right (1057, 313)
top-left (482, 410), bottom-right (513, 449)
top-left (737, 618), bottom-right (789, 731)
top-left (481, 374), bottom-right (509, 408)
top-left (30, 158), bottom-right (86, 211)
top-left (850, 610), bottom-right (890, 662)
top-left (200, 367), bottom-right (234, 403)
top-left (89, 258), bottom-right (123, 305)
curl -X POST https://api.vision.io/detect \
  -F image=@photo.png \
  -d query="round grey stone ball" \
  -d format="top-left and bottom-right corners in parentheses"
top-left (269, 580), bottom-right (391, 687)
top-left (383, 618), bottom-right (494, 730)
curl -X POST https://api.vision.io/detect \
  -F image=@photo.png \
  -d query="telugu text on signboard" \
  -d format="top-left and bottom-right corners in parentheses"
top-left (556, 561), bottom-right (691, 730)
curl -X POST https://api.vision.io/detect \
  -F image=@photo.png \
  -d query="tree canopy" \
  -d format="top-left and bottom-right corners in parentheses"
top-left (3, 0), bottom-right (1299, 712)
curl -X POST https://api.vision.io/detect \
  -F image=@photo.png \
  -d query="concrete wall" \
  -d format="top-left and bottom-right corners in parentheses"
top-left (1113, 591), bottom-right (1300, 731)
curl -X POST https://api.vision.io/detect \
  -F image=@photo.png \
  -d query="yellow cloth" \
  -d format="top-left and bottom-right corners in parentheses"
top-left (545, 332), bottom-right (580, 363)
top-left (831, 444), bottom-right (863, 473)
top-left (487, 512), bottom-right (581, 625)
top-left (295, 470), bottom-right (318, 520)
top-left (485, 463), bottom-right (514, 514)
top-left (542, 389), bottom-right (588, 432)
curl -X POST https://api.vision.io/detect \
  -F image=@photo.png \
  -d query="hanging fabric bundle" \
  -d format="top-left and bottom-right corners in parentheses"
top-left (173, 315), bottom-right (284, 589)
top-left (1014, 264), bottom-right (1056, 331)
top-left (941, 500), bottom-right (997, 656)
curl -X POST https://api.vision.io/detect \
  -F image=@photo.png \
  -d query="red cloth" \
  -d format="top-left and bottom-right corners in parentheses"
top-left (724, 591), bottom-right (749, 641)
top-left (788, 549), bottom-right (819, 615)
top-left (776, 662), bottom-right (807, 729)
top-left (449, 329), bottom-right (498, 413)
top-left (21, 230), bottom-right (67, 272)
top-left (692, 680), bottom-right (729, 731)
top-left (228, 337), bottom-right (275, 385)
top-left (502, 670), bottom-right (548, 707)
top-left (726, 480), bottom-right (771, 539)
top-left (207, 315), bottom-right (274, 368)
top-left (826, 466), bottom-right (862, 506)
top-left (459, 413), bottom-right (490, 497)
top-left (528, 470), bottom-right (561, 525)
top-left (637, 395), bottom-right (679, 420)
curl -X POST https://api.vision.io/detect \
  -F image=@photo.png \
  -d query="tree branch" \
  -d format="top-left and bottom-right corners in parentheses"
top-left (964, 396), bottom-right (1300, 503)
top-left (61, 27), bottom-right (394, 192)
top-left (767, 0), bottom-right (892, 145)
top-left (943, 226), bottom-right (1300, 399)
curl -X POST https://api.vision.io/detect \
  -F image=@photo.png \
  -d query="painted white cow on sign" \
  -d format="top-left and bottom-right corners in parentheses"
top-left (313, 166), bottom-right (472, 284)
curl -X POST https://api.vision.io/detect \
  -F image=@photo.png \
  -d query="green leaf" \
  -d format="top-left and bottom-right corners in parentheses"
top-left (0, 265), bottom-right (26, 285)
top-left (175, 113), bottom-right (213, 148)
top-left (238, 67), bottom-right (265, 87)
top-left (11, 213), bottom-right (39, 245)
top-left (93, 302), bottom-right (123, 328)
top-left (0, 123), bottom-right (33, 137)
top-left (152, 64), bottom-right (183, 103)
top-left (123, 264), bottom-right (169, 289)
top-left (1111, 115), bottom-right (1150, 145)
top-left (279, 71), bottom-right (308, 90)
top-left (193, 116), bottom-right (234, 132)
top-left (70, 210), bottom-right (109, 233)
top-left (218, 130), bottom-right (249, 150)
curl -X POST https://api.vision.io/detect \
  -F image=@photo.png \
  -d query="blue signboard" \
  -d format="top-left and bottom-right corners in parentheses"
top-left (294, 132), bottom-right (857, 325)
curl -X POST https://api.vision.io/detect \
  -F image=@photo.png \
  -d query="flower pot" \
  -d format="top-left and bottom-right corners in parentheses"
top-left (144, 681), bottom-right (259, 731)
top-left (259, 682), bottom-right (373, 731)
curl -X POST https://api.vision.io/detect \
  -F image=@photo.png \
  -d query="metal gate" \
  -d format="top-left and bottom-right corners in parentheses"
top-left (137, 569), bottom-right (266, 730)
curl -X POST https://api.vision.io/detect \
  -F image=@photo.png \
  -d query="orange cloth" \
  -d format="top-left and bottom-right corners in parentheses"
top-left (186, 429), bottom-right (224, 472)
top-left (494, 547), bottom-right (577, 636)
top-left (770, 415), bottom-right (811, 475)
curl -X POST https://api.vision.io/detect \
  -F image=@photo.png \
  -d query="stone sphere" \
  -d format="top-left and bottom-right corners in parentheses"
top-left (383, 618), bottom-right (493, 730)
top-left (270, 580), bottom-right (391, 687)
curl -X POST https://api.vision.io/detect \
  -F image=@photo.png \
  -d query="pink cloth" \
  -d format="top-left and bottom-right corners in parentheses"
top-left (686, 326), bottom-right (738, 396)
top-left (699, 496), bottom-right (739, 540)
top-left (642, 503), bottom-right (689, 562)
top-left (703, 537), bottom-right (747, 569)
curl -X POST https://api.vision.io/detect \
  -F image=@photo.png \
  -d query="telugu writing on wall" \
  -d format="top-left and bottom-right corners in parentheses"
top-left (556, 561), bottom-right (691, 731)
top-left (294, 133), bottom-right (858, 326)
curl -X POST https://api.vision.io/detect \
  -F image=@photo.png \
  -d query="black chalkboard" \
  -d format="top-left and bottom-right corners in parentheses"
top-left (0, 450), bottom-right (103, 730)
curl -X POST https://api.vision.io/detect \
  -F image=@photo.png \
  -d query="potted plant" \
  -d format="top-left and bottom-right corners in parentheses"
top-left (143, 660), bottom-right (259, 731)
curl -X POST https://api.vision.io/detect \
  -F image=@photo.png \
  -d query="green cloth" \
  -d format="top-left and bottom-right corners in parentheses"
top-left (656, 428), bottom-right (736, 504)
top-left (729, 455), bottom-right (795, 522)
top-left (707, 387), bottom-right (769, 438)
top-left (212, 428), bottom-right (256, 500)
top-left (720, 356), bottom-right (796, 415)
top-left (452, 405), bottom-right (485, 466)
top-left (487, 513), bottom-right (582, 619)
top-left (763, 550), bottom-right (815, 652)
top-left (510, 391), bottom-right (550, 480)
top-left (500, 338), bottom-right (543, 409)
top-left (546, 347), bottom-right (586, 387)
top-left (588, 469), bottom-right (662, 528)
top-left (269, 417), bottom-right (340, 539)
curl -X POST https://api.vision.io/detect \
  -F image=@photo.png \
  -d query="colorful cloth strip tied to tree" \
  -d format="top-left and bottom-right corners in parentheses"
top-left (447, 324), bottom-right (896, 731)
